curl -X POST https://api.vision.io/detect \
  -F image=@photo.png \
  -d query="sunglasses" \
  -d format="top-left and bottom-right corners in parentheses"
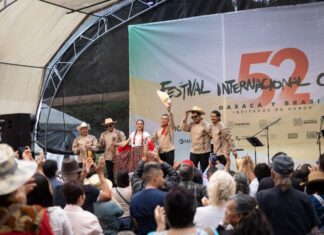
top-left (191, 115), bottom-right (198, 119)
top-left (106, 124), bottom-right (113, 127)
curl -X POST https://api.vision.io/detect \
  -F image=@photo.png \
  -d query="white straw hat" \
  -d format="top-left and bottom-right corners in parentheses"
top-left (0, 144), bottom-right (37, 195)
top-left (156, 90), bottom-right (171, 107)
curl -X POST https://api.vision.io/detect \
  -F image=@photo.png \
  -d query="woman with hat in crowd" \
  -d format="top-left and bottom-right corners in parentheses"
top-left (301, 170), bottom-right (324, 231)
top-left (72, 122), bottom-right (98, 166)
top-left (0, 143), bottom-right (54, 234)
top-left (99, 117), bottom-right (126, 183)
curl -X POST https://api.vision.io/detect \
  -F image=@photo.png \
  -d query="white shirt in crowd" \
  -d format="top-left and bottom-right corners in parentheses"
top-left (112, 186), bottom-right (132, 217)
top-left (249, 177), bottom-right (259, 198)
top-left (194, 204), bottom-right (226, 229)
top-left (64, 204), bottom-right (103, 235)
top-left (47, 206), bottom-right (73, 235)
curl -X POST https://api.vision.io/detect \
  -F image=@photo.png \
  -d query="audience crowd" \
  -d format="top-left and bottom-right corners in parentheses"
top-left (0, 142), bottom-right (323, 235)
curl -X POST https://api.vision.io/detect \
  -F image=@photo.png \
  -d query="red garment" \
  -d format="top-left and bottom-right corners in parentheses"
top-left (0, 206), bottom-right (54, 235)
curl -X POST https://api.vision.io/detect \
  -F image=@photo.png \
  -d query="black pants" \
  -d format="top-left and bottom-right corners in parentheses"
top-left (190, 152), bottom-right (210, 173)
top-left (159, 150), bottom-right (175, 167)
top-left (105, 160), bottom-right (114, 183)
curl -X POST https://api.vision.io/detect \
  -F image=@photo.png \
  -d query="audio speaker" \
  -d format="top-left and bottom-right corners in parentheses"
top-left (0, 113), bottom-right (35, 151)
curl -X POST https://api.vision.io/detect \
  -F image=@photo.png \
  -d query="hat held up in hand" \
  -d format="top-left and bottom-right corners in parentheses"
top-left (156, 90), bottom-right (171, 107)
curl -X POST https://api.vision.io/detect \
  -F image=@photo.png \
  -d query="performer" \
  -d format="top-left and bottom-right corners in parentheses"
top-left (118, 119), bottom-right (151, 173)
top-left (99, 118), bottom-right (126, 183)
top-left (210, 110), bottom-right (237, 165)
top-left (180, 106), bottom-right (211, 173)
top-left (152, 105), bottom-right (175, 166)
top-left (72, 122), bottom-right (98, 165)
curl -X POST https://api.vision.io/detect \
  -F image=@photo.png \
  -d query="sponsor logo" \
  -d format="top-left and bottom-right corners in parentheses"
top-left (307, 131), bottom-right (318, 139)
top-left (293, 118), bottom-right (303, 127)
top-left (303, 120), bottom-right (317, 124)
top-left (234, 122), bottom-right (251, 127)
top-left (227, 121), bottom-right (234, 129)
top-left (288, 133), bottom-right (298, 139)
top-left (179, 139), bottom-right (191, 144)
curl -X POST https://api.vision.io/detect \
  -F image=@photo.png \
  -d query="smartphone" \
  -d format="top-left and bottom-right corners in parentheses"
top-left (209, 153), bottom-right (218, 166)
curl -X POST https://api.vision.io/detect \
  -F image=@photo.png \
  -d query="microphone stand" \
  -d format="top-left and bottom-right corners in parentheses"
top-left (252, 118), bottom-right (281, 165)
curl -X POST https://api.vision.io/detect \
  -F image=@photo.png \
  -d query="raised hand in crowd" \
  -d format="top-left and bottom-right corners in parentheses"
top-left (201, 197), bottom-right (209, 207)
top-left (154, 205), bottom-right (167, 231)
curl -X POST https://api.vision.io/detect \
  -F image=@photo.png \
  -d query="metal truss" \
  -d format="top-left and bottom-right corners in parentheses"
top-left (0, 0), bottom-right (17, 12)
top-left (39, 0), bottom-right (169, 151)
top-left (41, 0), bottom-right (168, 107)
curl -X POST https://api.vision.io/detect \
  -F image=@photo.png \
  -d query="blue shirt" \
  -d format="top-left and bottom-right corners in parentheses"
top-left (310, 194), bottom-right (324, 230)
top-left (130, 188), bottom-right (166, 235)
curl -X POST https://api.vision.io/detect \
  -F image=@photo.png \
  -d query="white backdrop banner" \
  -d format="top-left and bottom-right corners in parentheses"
top-left (129, 3), bottom-right (324, 164)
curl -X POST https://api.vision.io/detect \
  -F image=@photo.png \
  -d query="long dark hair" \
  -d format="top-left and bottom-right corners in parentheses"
top-left (27, 173), bottom-right (53, 207)
top-left (232, 194), bottom-right (272, 235)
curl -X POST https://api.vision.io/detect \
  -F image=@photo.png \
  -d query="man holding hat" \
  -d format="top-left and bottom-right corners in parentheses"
top-left (257, 154), bottom-right (320, 235)
top-left (99, 118), bottom-right (126, 182)
top-left (72, 122), bottom-right (98, 164)
top-left (152, 104), bottom-right (175, 167)
top-left (180, 106), bottom-right (211, 173)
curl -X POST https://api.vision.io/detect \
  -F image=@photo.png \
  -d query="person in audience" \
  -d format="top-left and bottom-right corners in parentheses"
top-left (149, 186), bottom-right (216, 235)
top-left (93, 188), bottom-right (124, 235)
top-left (257, 154), bottom-right (320, 235)
top-left (152, 103), bottom-right (175, 167)
top-left (218, 194), bottom-right (272, 235)
top-left (43, 159), bottom-right (63, 190)
top-left (99, 118), bottom-right (126, 183)
top-left (53, 157), bottom-right (111, 213)
top-left (194, 170), bottom-right (236, 229)
top-left (250, 163), bottom-right (271, 198)
top-left (209, 110), bottom-right (237, 166)
top-left (237, 156), bottom-right (255, 184)
top-left (112, 171), bottom-right (133, 231)
top-left (72, 122), bottom-right (98, 165)
top-left (0, 144), bottom-right (53, 235)
top-left (294, 163), bottom-right (311, 184)
top-left (301, 170), bottom-right (324, 231)
top-left (27, 173), bottom-right (73, 235)
top-left (257, 152), bottom-right (303, 192)
top-left (234, 172), bottom-right (249, 194)
top-left (180, 106), bottom-right (211, 173)
top-left (131, 154), bottom-right (178, 194)
top-left (118, 119), bottom-right (152, 173)
top-left (178, 160), bottom-right (207, 207)
top-left (63, 180), bottom-right (103, 235)
top-left (130, 163), bottom-right (167, 235)
top-left (319, 154), bottom-right (324, 172)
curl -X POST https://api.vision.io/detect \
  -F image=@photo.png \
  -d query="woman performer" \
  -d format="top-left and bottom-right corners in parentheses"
top-left (114, 119), bottom-right (152, 173)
